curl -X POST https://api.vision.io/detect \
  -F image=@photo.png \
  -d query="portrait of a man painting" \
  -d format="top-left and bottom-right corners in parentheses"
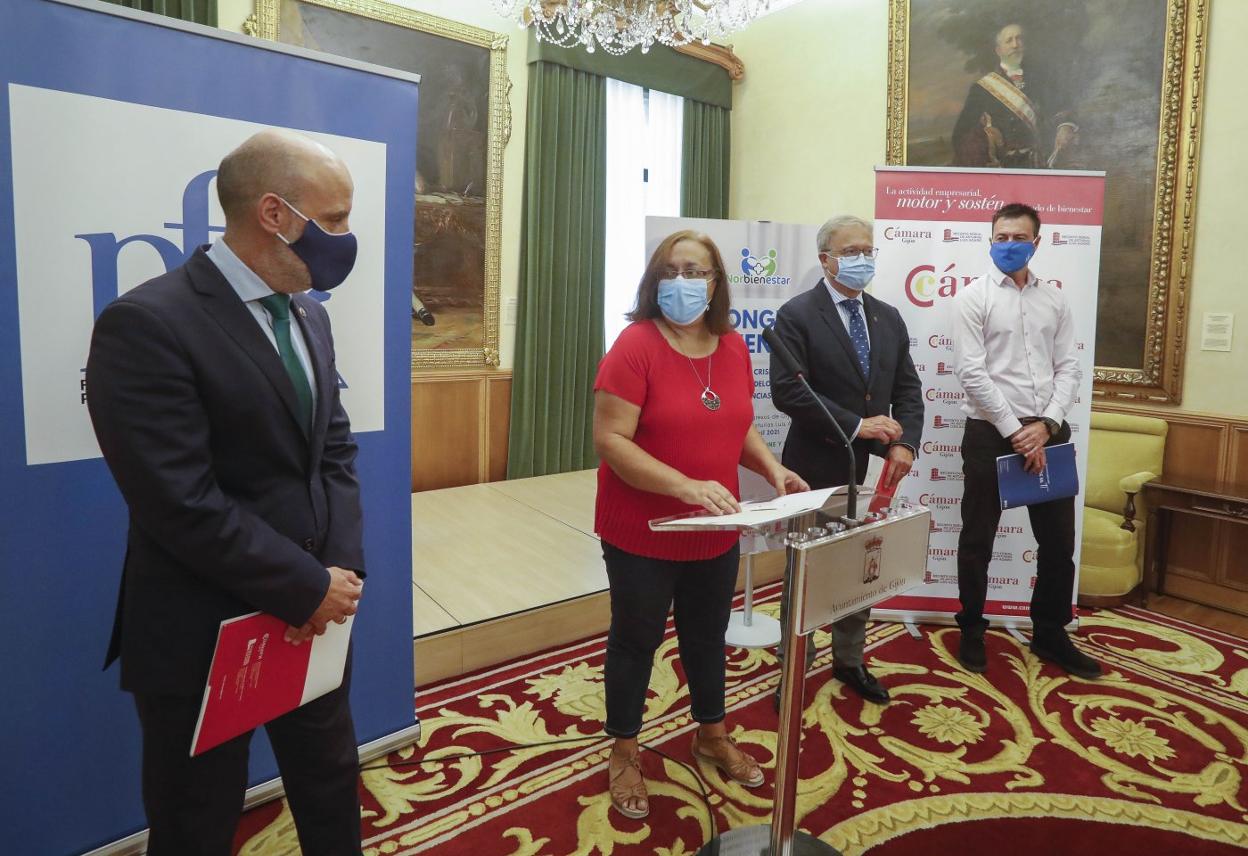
top-left (254, 0), bottom-right (506, 368)
top-left (890, 0), bottom-right (1202, 391)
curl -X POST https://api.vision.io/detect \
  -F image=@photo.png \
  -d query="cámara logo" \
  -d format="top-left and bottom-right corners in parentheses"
top-left (920, 493), bottom-right (962, 509)
top-left (921, 440), bottom-right (961, 457)
top-left (928, 334), bottom-right (954, 351)
top-left (926, 388), bottom-right (966, 403)
top-left (883, 226), bottom-right (932, 243)
top-left (905, 263), bottom-right (978, 308)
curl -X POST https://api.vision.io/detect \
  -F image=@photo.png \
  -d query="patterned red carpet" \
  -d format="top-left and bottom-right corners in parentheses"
top-left (234, 587), bottom-right (1248, 855)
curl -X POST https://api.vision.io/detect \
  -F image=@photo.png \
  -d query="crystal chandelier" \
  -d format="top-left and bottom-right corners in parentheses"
top-left (492, 1), bottom-right (771, 55)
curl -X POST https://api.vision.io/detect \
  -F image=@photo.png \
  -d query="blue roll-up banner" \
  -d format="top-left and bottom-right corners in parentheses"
top-left (0, 1), bottom-right (418, 851)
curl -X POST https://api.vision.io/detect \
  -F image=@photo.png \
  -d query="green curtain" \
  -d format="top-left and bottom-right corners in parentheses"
top-left (529, 32), bottom-right (731, 109)
top-left (105, 0), bottom-right (217, 26)
top-left (507, 62), bottom-right (607, 479)
top-left (681, 99), bottom-right (731, 219)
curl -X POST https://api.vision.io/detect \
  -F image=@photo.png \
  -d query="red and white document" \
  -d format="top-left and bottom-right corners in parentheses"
top-left (862, 453), bottom-right (900, 514)
top-left (190, 612), bottom-right (353, 756)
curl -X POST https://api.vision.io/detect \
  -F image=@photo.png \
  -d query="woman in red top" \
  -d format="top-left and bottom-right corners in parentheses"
top-left (594, 230), bottom-right (808, 819)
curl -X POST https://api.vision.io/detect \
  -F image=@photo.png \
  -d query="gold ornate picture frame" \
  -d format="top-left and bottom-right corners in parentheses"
top-left (249, 0), bottom-right (509, 372)
top-left (886, 0), bottom-right (1208, 403)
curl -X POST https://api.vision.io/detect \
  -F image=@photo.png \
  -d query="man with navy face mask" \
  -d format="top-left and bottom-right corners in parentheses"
top-left (951, 202), bottom-right (1099, 681)
top-left (86, 130), bottom-right (367, 855)
top-left (769, 215), bottom-right (925, 707)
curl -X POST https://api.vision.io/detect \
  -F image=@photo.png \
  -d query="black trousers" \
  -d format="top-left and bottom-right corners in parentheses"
top-left (602, 541), bottom-right (740, 738)
top-left (133, 657), bottom-right (362, 856)
top-left (956, 418), bottom-right (1076, 638)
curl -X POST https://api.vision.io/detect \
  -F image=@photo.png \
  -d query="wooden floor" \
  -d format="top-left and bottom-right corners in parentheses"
top-left (410, 471), bottom-right (1248, 686)
top-left (1146, 593), bottom-right (1248, 638)
top-left (410, 469), bottom-right (787, 685)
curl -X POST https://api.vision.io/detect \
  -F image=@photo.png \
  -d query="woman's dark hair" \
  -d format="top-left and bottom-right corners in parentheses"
top-left (627, 230), bottom-right (733, 335)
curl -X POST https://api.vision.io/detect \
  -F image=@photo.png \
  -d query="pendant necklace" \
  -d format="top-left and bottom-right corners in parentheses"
top-left (667, 324), bottom-right (721, 411)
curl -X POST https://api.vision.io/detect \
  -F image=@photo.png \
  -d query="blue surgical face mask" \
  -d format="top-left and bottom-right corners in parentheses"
top-left (989, 240), bottom-right (1037, 274)
top-left (277, 197), bottom-right (358, 291)
top-left (656, 277), bottom-right (710, 326)
top-left (829, 254), bottom-right (875, 291)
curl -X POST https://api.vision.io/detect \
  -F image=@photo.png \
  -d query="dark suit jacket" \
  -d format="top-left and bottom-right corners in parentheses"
top-left (770, 280), bottom-right (924, 489)
top-left (86, 247), bottom-right (365, 696)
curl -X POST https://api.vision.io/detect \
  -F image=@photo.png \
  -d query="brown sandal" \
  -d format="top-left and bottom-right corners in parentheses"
top-left (608, 750), bottom-right (649, 819)
top-left (692, 731), bottom-right (765, 788)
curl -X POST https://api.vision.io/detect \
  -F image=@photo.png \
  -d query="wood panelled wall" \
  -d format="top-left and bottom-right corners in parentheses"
top-left (1094, 402), bottom-right (1248, 614)
top-left (411, 369), bottom-right (512, 493)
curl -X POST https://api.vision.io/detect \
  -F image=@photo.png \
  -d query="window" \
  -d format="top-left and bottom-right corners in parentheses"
top-left (603, 79), bottom-right (683, 350)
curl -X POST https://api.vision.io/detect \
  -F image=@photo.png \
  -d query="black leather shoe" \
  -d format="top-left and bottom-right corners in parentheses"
top-left (957, 633), bottom-right (988, 673)
top-left (1030, 632), bottom-right (1102, 680)
top-left (832, 665), bottom-right (890, 705)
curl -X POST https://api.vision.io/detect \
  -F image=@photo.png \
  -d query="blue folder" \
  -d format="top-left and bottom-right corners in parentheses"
top-left (996, 442), bottom-right (1079, 509)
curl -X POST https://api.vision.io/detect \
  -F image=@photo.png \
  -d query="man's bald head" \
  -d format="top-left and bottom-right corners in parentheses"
top-left (216, 130), bottom-right (346, 223)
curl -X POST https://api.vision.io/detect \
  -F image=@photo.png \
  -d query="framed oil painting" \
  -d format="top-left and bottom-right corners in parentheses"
top-left (886, 0), bottom-right (1208, 402)
top-left (249, 0), bottom-right (509, 370)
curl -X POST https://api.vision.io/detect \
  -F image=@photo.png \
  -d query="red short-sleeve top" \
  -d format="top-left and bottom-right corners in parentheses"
top-left (594, 320), bottom-right (755, 561)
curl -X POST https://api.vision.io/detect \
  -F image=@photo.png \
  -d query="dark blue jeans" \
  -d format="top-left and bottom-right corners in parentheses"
top-left (602, 540), bottom-right (740, 738)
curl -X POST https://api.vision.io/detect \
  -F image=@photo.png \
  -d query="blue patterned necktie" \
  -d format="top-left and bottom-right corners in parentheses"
top-left (842, 298), bottom-right (871, 379)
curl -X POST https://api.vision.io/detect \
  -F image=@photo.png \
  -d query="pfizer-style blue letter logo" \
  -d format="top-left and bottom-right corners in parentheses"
top-left (740, 247), bottom-right (779, 277)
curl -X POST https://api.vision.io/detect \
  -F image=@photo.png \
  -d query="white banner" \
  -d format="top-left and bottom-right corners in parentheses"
top-left (872, 166), bottom-right (1106, 627)
top-left (10, 84), bottom-right (388, 466)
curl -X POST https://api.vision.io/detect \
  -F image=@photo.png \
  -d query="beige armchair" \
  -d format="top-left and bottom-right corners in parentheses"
top-left (1078, 412), bottom-right (1168, 604)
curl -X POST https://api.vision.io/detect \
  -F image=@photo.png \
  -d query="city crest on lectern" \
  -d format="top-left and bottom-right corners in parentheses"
top-left (863, 536), bottom-right (883, 584)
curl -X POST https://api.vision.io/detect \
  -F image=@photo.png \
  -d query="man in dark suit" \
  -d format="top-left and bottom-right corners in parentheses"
top-left (86, 130), bottom-right (367, 856)
top-left (769, 215), bottom-right (924, 706)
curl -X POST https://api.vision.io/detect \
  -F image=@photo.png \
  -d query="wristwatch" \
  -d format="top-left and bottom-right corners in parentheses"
top-left (1041, 417), bottom-right (1060, 437)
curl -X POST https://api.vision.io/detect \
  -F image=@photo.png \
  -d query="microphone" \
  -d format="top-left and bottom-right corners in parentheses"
top-left (411, 291), bottom-right (436, 326)
top-left (762, 325), bottom-right (858, 520)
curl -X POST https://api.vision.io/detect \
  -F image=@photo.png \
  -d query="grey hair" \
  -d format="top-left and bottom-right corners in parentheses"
top-left (816, 215), bottom-right (873, 253)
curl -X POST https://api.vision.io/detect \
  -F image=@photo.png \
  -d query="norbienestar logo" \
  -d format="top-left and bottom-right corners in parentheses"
top-left (731, 247), bottom-right (791, 285)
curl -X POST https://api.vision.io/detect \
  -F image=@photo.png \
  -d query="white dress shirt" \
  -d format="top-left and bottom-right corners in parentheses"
top-left (206, 239), bottom-right (318, 411)
top-left (951, 268), bottom-right (1080, 438)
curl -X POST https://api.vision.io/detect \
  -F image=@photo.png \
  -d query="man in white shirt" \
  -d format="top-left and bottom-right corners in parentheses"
top-left (950, 202), bottom-right (1100, 680)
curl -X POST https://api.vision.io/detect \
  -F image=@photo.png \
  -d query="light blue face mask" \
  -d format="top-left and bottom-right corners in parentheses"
top-left (829, 254), bottom-right (875, 291)
top-left (657, 278), bottom-right (710, 326)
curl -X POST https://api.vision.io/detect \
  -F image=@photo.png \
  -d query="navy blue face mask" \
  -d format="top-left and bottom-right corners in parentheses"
top-left (277, 197), bottom-right (358, 291)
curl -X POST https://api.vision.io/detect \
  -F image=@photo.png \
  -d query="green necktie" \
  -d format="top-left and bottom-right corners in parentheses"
top-left (258, 294), bottom-right (313, 434)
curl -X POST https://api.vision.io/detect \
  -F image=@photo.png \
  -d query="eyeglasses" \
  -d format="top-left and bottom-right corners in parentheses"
top-left (662, 267), bottom-right (715, 279)
top-left (821, 247), bottom-right (879, 260)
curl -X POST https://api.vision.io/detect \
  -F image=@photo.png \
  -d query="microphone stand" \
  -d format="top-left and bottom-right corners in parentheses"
top-left (762, 327), bottom-right (858, 520)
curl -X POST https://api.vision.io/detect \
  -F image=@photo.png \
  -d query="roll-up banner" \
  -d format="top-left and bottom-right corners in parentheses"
top-left (871, 166), bottom-right (1105, 627)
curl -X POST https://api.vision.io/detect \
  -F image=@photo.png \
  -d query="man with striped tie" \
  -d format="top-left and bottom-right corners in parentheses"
top-left (769, 215), bottom-right (925, 707)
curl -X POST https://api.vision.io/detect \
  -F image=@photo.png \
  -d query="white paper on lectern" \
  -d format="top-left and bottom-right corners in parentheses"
top-left (651, 487), bottom-right (837, 529)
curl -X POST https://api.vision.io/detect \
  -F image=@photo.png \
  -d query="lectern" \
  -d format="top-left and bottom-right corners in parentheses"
top-left (653, 489), bottom-right (930, 856)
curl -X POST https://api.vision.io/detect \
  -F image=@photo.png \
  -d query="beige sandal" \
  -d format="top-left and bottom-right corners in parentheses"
top-left (607, 750), bottom-right (649, 819)
top-left (692, 731), bottom-right (765, 788)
